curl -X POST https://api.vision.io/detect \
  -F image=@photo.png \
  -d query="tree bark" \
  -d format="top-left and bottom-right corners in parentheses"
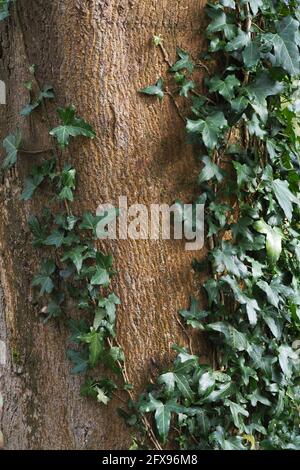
top-left (0, 0), bottom-right (208, 450)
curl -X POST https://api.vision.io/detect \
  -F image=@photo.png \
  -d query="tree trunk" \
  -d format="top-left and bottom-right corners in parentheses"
top-left (0, 0), bottom-right (208, 450)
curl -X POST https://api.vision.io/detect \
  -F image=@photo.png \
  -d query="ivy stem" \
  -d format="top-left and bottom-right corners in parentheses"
top-left (165, 90), bottom-right (186, 123)
top-left (107, 336), bottom-right (163, 450)
top-left (20, 148), bottom-right (53, 154)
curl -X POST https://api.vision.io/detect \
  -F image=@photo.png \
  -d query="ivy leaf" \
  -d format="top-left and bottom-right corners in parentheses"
top-left (243, 40), bottom-right (260, 68)
top-left (91, 267), bottom-right (110, 286)
top-left (61, 245), bottom-right (87, 273)
top-left (198, 155), bottom-right (225, 184)
top-left (140, 78), bottom-right (164, 100)
top-left (45, 229), bottom-right (65, 248)
top-left (57, 165), bottom-right (76, 201)
top-left (264, 16), bottom-right (300, 76)
top-left (95, 387), bottom-right (110, 405)
top-left (208, 74), bottom-right (240, 101)
top-left (257, 280), bottom-right (281, 308)
top-left (271, 179), bottom-right (300, 221)
top-left (222, 275), bottom-right (259, 325)
top-left (21, 176), bottom-right (43, 201)
top-left (248, 389), bottom-right (271, 407)
top-left (212, 242), bottom-right (248, 278)
top-left (233, 161), bottom-right (254, 187)
top-left (198, 371), bottom-right (215, 396)
top-left (262, 312), bottom-right (282, 339)
top-left (207, 322), bottom-right (248, 351)
top-left (226, 29), bottom-right (250, 51)
top-left (0, 0), bottom-right (11, 21)
top-left (2, 131), bottom-right (22, 169)
top-left (225, 399), bottom-right (249, 430)
top-left (158, 372), bottom-right (175, 394)
top-left (230, 95), bottom-right (249, 113)
top-left (253, 219), bottom-right (283, 264)
top-left (220, 0), bottom-right (235, 8)
top-left (246, 72), bottom-right (284, 121)
top-left (278, 345), bottom-right (298, 378)
top-left (98, 293), bottom-right (120, 323)
top-left (179, 297), bottom-right (208, 329)
top-left (20, 85), bottom-right (54, 116)
top-left (50, 105), bottom-right (96, 148)
top-left (179, 80), bottom-right (195, 97)
top-left (247, 113), bottom-right (266, 138)
top-left (140, 394), bottom-right (173, 442)
top-left (20, 159), bottom-right (56, 201)
top-left (249, 0), bottom-right (263, 15)
top-left (170, 48), bottom-right (194, 73)
top-left (210, 428), bottom-right (247, 450)
top-left (32, 260), bottom-right (56, 295)
top-left (187, 112), bottom-right (227, 150)
top-left (67, 349), bottom-right (89, 374)
top-left (79, 212), bottom-right (103, 236)
top-left (28, 215), bottom-right (49, 247)
top-left (80, 329), bottom-right (104, 368)
top-left (206, 9), bottom-right (235, 40)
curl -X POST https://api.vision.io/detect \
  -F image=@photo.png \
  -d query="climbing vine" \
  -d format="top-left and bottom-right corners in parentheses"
top-left (2, 0), bottom-right (300, 452)
top-left (1, 19), bottom-right (128, 409)
top-left (134, 0), bottom-right (300, 450)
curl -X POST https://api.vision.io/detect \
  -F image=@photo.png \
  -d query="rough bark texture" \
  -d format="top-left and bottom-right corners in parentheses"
top-left (0, 0), bottom-right (208, 450)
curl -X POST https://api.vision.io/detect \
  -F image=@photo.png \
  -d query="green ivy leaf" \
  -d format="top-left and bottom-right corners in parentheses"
top-left (61, 245), bottom-right (87, 273)
top-left (198, 371), bottom-right (215, 396)
top-left (79, 212), bottom-right (103, 236)
top-left (226, 29), bottom-right (250, 51)
top-left (278, 345), bottom-right (298, 378)
top-left (98, 293), bottom-right (120, 323)
top-left (246, 72), bottom-right (284, 121)
top-left (223, 275), bottom-right (259, 325)
top-left (179, 80), bottom-right (195, 97)
top-left (2, 131), bottom-right (22, 169)
top-left (20, 85), bottom-right (54, 116)
top-left (20, 159), bottom-right (56, 201)
top-left (264, 16), bottom-right (300, 76)
top-left (32, 260), bottom-right (56, 295)
top-left (206, 9), bottom-right (235, 40)
top-left (187, 112), bottom-right (227, 149)
top-left (253, 219), bottom-right (283, 265)
top-left (198, 155), bottom-right (225, 184)
top-left (45, 229), bottom-right (65, 248)
top-left (80, 329), bottom-right (104, 368)
top-left (91, 267), bottom-right (110, 286)
top-left (208, 74), bottom-right (240, 101)
top-left (50, 105), bottom-right (96, 148)
top-left (67, 349), bottom-right (89, 374)
top-left (140, 78), bottom-right (164, 100)
top-left (212, 242), bottom-right (248, 278)
top-left (225, 399), bottom-right (249, 430)
top-left (0, 0), bottom-right (12, 21)
top-left (140, 394), bottom-right (173, 442)
top-left (243, 40), bottom-right (260, 68)
top-left (207, 322), bottom-right (248, 351)
top-left (271, 179), bottom-right (300, 221)
top-left (179, 297), bottom-right (208, 329)
top-left (170, 48), bottom-right (194, 73)
top-left (57, 165), bottom-right (76, 201)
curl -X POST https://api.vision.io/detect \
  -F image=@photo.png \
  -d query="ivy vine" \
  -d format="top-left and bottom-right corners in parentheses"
top-left (134, 0), bottom-right (300, 450)
top-left (1, 27), bottom-right (129, 412)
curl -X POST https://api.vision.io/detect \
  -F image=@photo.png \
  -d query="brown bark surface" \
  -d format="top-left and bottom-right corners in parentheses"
top-left (0, 0), bottom-right (208, 450)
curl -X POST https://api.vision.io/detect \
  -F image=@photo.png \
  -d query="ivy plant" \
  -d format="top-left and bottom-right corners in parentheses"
top-left (136, 0), bottom-right (300, 450)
